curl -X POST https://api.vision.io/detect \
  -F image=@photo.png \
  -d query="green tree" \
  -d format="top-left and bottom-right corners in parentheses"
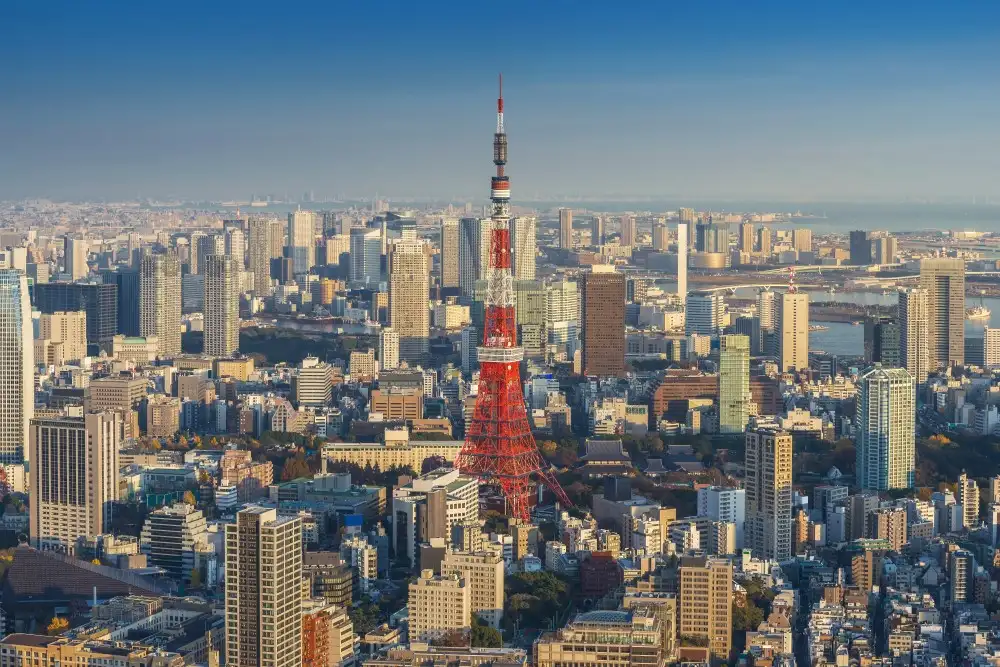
top-left (182, 490), bottom-right (197, 505)
top-left (471, 615), bottom-right (502, 648)
top-left (733, 601), bottom-right (764, 631)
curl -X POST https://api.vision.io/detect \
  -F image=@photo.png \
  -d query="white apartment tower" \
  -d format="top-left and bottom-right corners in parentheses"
top-left (855, 364), bottom-right (916, 491)
top-left (898, 287), bottom-right (930, 383)
top-left (777, 290), bottom-right (809, 372)
top-left (139, 253), bottom-right (182, 357)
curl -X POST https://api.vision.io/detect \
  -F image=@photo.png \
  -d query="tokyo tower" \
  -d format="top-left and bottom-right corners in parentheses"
top-left (456, 76), bottom-right (572, 520)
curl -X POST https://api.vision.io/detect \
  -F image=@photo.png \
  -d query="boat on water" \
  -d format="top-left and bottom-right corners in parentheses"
top-left (809, 325), bottom-right (829, 332)
top-left (851, 321), bottom-right (862, 326)
top-left (966, 305), bottom-right (991, 321)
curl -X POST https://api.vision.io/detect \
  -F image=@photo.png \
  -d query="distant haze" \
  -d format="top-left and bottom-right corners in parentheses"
top-left (2, 2), bottom-right (999, 202)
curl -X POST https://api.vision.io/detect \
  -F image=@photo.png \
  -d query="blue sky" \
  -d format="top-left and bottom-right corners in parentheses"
top-left (2, 1), bottom-right (999, 202)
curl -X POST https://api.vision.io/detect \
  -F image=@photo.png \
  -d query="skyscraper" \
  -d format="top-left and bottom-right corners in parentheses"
top-left (745, 427), bottom-right (793, 561)
top-left (510, 216), bottom-right (537, 280)
top-left (739, 221), bottom-right (755, 253)
top-left (0, 270), bottom-right (33, 464)
top-left (225, 507), bottom-right (303, 667)
top-left (29, 411), bottom-right (121, 553)
top-left (898, 287), bottom-right (929, 383)
top-left (651, 222), bottom-right (668, 251)
top-left (204, 254), bottom-right (240, 357)
top-left (224, 223), bottom-right (246, 266)
top-left (676, 222), bottom-right (688, 302)
top-left (34, 281), bottom-right (117, 354)
top-left (439, 218), bottom-right (460, 289)
top-left (195, 234), bottom-right (224, 275)
top-left (919, 257), bottom-right (965, 369)
top-left (63, 235), bottom-right (88, 280)
top-left (349, 227), bottom-right (382, 287)
top-left (288, 209), bottom-right (316, 275)
top-left (777, 291), bottom-right (809, 372)
top-left (863, 316), bottom-right (901, 367)
top-left (757, 226), bottom-right (772, 257)
top-left (856, 364), bottom-right (915, 491)
top-left (389, 241), bottom-right (430, 363)
top-left (957, 472), bottom-right (980, 530)
top-left (685, 290), bottom-right (723, 336)
top-left (580, 265), bottom-right (625, 377)
top-left (248, 217), bottom-right (283, 297)
top-left (718, 335), bottom-right (751, 434)
top-left (458, 217), bottom-right (491, 299)
top-left (592, 215), bottom-right (605, 246)
top-left (620, 215), bottom-right (636, 247)
top-left (757, 289), bottom-right (776, 356)
top-left (559, 208), bottom-right (573, 249)
top-left (101, 267), bottom-right (141, 336)
top-left (849, 230), bottom-right (871, 265)
top-left (791, 228), bottom-right (812, 253)
top-left (139, 252), bottom-right (182, 357)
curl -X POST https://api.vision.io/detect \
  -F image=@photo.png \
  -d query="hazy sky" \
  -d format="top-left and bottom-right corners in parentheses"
top-left (2, 1), bottom-right (999, 202)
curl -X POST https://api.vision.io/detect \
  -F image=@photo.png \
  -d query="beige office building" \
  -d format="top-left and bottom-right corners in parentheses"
top-left (777, 291), bottom-right (809, 372)
top-left (898, 287), bottom-right (930, 383)
top-left (559, 208), bottom-right (573, 249)
top-left (37, 310), bottom-right (88, 362)
top-left (678, 555), bottom-right (733, 661)
top-left (295, 357), bottom-right (336, 407)
top-left (871, 507), bottom-right (908, 553)
top-left (112, 335), bottom-right (160, 364)
top-left (745, 427), bottom-right (793, 561)
top-left (534, 608), bottom-right (663, 667)
top-left (408, 570), bottom-right (471, 643)
top-left (0, 635), bottom-right (183, 666)
top-left (225, 507), bottom-right (303, 667)
top-left (140, 252), bottom-right (182, 357)
top-left (441, 550), bottom-right (504, 629)
top-left (29, 412), bottom-right (122, 553)
top-left (389, 241), bottom-right (430, 363)
top-left (440, 218), bottom-right (460, 289)
top-left (323, 439), bottom-right (462, 474)
top-left (203, 254), bottom-right (240, 357)
top-left (920, 257), bottom-right (965, 369)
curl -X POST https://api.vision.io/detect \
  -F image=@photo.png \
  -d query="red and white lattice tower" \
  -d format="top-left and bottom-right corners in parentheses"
top-left (456, 76), bottom-right (571, 520)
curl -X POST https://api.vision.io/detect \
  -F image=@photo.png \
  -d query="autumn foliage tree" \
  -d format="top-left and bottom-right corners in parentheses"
top-left (46, 616), bottom-right (69, 635)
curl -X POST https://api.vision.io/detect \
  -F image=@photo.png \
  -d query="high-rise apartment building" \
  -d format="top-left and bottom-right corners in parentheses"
top-left (294, 357), bottom-right (336, 408)
top-left (0, 270), bottom-right (33, 465)
top-left (856, 364), bottom-right (915, 491)
top-left (379, 327), bottom-right (400, 371)
top-left (29, 412), bottom-right (121, 553)
top-left (101, 267), bottom-right (141, 336)
top-left (288, 210), bottom-right (316, 275)
top-left (678, 555), bottom-right (733, 661)
top-left (697, 486), bottom-right (746, 549)
top-left (63, 235), bottom-right (88, 280)
top-left (139, 502), bottom-right (209, 580)
top-left (757, 226), bottom-right (772, 257)
top-left (957, 472), bottom-right (980, 530)
top-left (439, 218), bottom-right (460, 289)
top-left (203, 254), bottom-right (240, 357)
top-left (139, 253), bottom-right (182, 357)
top-left (777, 291), bottom-right (809, 372)
top-left (718, 335), bottom-right (751, 434)
top-left (864, 316), bottom-right (901, 367)
top-left (224, 221), bottom-right (245, 265)
top-left (685, 290), bottom-right (724, 336)
top-left (458, 218), bottom-right (491, 299)
top-left (440, 550), bottom-right (504, 629)
top-left (739, 221), bottom-right (754, 253)
top-left (408, 569), bottom-right (471, 643)
top-left (559, 208), bottom-right (573, 249)
top-left (510, 216), bottom-right (537, 280)
top-left (592, 215), bottom-right (605, 246)
top-left (677, 222), bottom-right (688, 302)
top-left (792, 228), bottom-right (812, 253)
top-left (870, 507), bottom-right (908, 553)
top-left (349, 227), bottom-right (382, 287)
top-left (920, 257), bottom-right (965, 369)
top-left (389, 241), bottom-right (430, 363)
top-left (757, 289), bottom-right (776, 356)
top-left (580, 265), bottom-right (625, 377)
top-left (652, 222), bottom-right (668, 251)
top-left (620, 215), bottom-right (636, 247)
top-left (850, 230), bottom-right (871, 265)
top-left (248, 217), bottom-right (284, 297)
top-left (898, 287), bottom-right (929, 383)
top-left (745, 427), bottom-right (793, 561)
top-left (225, 507), bottom-right (303, 667)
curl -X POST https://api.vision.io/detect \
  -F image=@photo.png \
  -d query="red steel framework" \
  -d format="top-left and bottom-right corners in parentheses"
top-left (456, 76), bottom-right (572, 520)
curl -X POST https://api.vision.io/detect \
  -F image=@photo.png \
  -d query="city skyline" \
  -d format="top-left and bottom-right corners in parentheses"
top-left (3, 3), bottom-right (1000, 202)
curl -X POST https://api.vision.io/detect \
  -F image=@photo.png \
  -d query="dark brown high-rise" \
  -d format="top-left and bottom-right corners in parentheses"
top-left (581, 265), bottom-right (626, 377)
